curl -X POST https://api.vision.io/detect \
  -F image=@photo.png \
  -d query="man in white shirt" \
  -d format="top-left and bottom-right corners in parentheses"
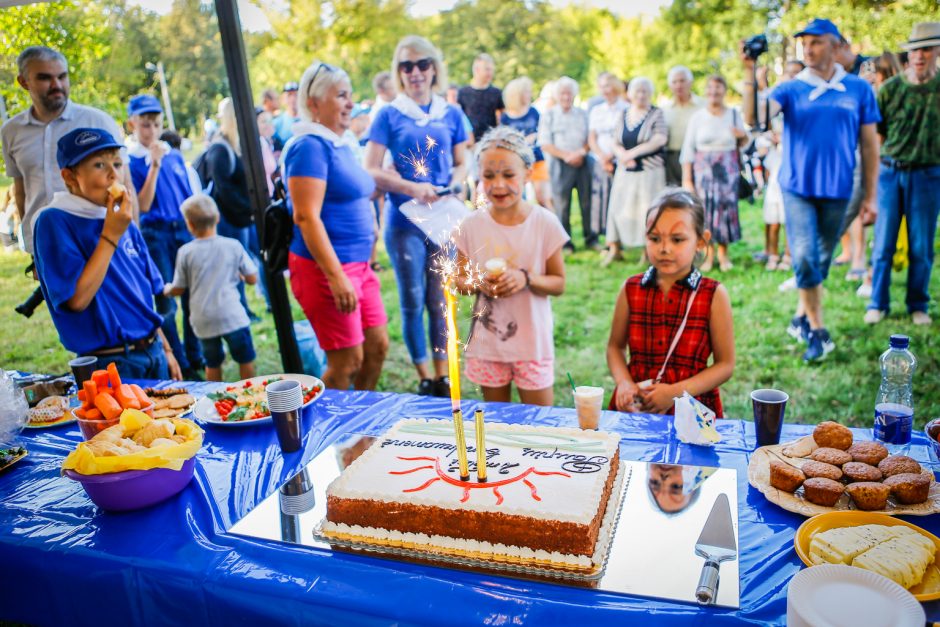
top-left (1, 46), bottom-right (135, 255)
top-left (588, 72), bottom-right (626, 242)
top-left (662, 65), bottom-right (704, 186)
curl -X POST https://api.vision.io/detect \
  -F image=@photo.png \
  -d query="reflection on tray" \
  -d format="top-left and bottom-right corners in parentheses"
top-left (228, 441), bottom-right (739, 607)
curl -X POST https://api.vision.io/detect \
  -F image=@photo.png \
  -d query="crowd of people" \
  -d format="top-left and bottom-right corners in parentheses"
top-left (1, 18), bottom-right (937, 418)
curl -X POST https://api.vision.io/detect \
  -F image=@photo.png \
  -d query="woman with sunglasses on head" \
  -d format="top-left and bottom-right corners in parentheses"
top-left (364, 35), bottom-right (469, 397)
top-left (283, 61), bottom-right (389, 392)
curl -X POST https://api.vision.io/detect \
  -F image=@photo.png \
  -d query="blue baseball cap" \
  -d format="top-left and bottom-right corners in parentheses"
top-left (127, 94), bottom-right (163, 117)
top-left (795, 18), bottom-right (842, 40)
top-left (351, 104), bottom-right (370, 118)
top-left (57, 128), bottom-right (123, 169)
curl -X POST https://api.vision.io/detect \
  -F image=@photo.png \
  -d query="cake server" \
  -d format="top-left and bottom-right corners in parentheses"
top-left (693, 492), bottom-right (737, 605)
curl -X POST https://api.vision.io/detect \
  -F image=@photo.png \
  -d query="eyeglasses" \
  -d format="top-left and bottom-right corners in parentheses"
top-left (398, 58), bottom-right (434, 74)
top-left (306, 63), bottom-right (335, 100)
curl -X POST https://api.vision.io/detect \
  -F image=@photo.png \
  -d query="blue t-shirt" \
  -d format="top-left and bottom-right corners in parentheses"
top-left (129, 149), bottom-right (193, 224)
top-left (273, 113), bottom-right (298, 152)
top-left (368, 104), bottom-right (468, 229)
top-left (33, 208), bottom-right (164, 354)
top-left (771, 75), bottom-right (881, 199)
top-left (500, 109), bottom-right (544, 162)
top-left (283, 134), bottom-right (376, 263)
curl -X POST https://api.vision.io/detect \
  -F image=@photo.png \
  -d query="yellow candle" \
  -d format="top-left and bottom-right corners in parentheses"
top-left (452, 409), bottom-right (470, 481)
top-left (474, 408), bottom-right (487, 482)
top-left (444, 281), bottom-right (462, 412)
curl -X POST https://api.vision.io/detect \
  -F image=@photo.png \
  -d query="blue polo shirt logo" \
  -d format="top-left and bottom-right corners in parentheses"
top-left (122, 237), bottom-right (139, 258)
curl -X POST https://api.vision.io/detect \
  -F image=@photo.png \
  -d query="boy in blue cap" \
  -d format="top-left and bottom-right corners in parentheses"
top-left (126, 93), bottom-right (205, 379)
top-left (32, 127), bottom-right (181, 379)
top-left (742, 18), bottom-right (880, 362)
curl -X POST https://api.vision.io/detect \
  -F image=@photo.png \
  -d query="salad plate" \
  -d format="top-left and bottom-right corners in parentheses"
top-left (193, 375), bottom-right (324, 427)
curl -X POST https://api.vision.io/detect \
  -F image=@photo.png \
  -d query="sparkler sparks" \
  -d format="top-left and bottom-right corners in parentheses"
top-left (425, 135), bottom-right (437, 152)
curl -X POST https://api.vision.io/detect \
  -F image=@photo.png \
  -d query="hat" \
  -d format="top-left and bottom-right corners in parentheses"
top-left (902, 22), bottom-right (940, 51)
top-left (57, 128), bottom-right (123, 169)
top-left (795, 18), bottom-right (842, 40)
top-left (127, 94), bottom-right (163, 117)
top-left (351, 104), bottom-right (370, 118)
top-left (283, 82), bottom-right (299, 92)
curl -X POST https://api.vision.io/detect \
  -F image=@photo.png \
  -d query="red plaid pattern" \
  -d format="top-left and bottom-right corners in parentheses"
top-left (624, 267), bottom-right (724, 417)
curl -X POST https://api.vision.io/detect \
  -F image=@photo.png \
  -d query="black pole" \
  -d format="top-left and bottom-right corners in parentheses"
top-left (214, 0), bottom-right (302, 374)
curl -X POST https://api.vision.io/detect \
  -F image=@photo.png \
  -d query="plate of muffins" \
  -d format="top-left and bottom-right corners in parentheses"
top-left (748, 421), bottom-right (939, 517)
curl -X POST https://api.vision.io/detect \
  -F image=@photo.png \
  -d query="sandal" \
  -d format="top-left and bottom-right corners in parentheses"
top-left (766, 255), bottom-right (780, 271)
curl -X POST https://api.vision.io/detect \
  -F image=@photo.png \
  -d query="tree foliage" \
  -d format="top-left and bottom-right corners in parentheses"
top-left (1, 0), bottom-right (938, 136)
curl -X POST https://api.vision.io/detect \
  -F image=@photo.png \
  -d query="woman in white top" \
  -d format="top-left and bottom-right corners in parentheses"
top-left (680, 75), bottom-right (748, 271)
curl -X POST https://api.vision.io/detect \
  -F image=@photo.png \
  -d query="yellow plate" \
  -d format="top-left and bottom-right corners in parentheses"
top-left (795, 510), bottom-right (940, 601)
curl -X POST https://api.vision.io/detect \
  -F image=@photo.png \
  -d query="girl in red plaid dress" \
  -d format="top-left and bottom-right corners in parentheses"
top-left (606, 189), bottom-right (735, 416)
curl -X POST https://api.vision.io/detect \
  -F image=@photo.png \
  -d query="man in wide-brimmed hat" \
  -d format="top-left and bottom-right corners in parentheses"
top-left (865, 22), bottom-right (940, 327)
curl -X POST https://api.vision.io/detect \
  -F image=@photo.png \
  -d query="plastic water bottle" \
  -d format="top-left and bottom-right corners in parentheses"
top-left (873, 334), bottom-right (916, 452)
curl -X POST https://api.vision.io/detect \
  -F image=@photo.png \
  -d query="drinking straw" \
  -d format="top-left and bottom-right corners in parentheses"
top-left (566, 372), bottom-right (577, 393)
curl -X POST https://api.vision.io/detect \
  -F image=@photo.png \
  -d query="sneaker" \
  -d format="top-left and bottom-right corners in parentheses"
top-left (863, 309), bottom-right (885, 325)
top-left (912, 311), bottom-right (932, 325)
top-left (845, 268), bottom-right (866, 281)
top-left (787, 315), bottom-right (810, 343)
top-left (856, 282), bottom-right (872, 299)
top-left (417, 378), bottom-right (434, 396)
top-left (752, 252), bottom-right (770, 263)
top-left (803, 328), bottom-right (835, 362)
top-left (778, 276), bottom-right (797, 292)
top-left (433, 376), bottom-right (451, 398)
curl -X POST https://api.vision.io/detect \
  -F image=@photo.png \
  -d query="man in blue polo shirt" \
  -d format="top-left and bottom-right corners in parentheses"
top-left (126, 94), bottom-right (205, 380)
top-left (743, 18), bottom-right (880, 362)
top-left (32, 127), bottom-right (180, 380)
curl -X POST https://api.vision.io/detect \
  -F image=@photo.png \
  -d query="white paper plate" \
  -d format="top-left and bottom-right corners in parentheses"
top-left (787, 564), bottom-right (925, 627)
top-left (192, 374), bottom-right (323, 427)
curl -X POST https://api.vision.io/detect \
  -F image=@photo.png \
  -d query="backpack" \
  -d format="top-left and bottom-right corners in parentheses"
top-left (261, 176), bottom-right (292, 273)
top-left (192, 141), bottom-right (254, 227)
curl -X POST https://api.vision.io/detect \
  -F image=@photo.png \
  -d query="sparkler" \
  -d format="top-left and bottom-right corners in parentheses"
top-left (444, 275), bottom-right (470, 482)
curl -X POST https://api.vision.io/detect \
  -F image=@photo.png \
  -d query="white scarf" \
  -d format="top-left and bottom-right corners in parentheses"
top-left (31, 191), bottom-right (106, 234)
top-left (290, 121), bottom-right (345, 147)
top-left (388, 93), bottom-right (449, 126)
top-left (124, 138), bottom-right (171, 166)
top-left (796, 65), bottom-right (848, 101)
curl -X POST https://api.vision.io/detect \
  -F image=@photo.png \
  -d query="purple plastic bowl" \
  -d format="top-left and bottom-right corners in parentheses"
top-left (64, 457), bottom-right (195, 512)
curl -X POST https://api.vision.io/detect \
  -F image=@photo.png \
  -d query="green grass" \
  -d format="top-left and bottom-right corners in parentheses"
top-left (0, 190), bottom-right (937, 429)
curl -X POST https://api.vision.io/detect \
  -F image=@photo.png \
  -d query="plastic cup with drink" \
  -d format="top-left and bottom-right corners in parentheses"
top-left (485, 257), bottom-right (507, 278)
top-left (574, 386), bottom-right (604, 430)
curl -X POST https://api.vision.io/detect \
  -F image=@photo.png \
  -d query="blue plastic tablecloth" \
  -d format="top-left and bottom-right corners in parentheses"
top-left (2, 385), bottom-right (938, 626)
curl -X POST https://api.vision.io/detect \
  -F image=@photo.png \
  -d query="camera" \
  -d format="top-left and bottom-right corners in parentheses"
top-left (15, 286), bottom-right (45, 318)
top-left (743, 34), bottom-right (769, 60)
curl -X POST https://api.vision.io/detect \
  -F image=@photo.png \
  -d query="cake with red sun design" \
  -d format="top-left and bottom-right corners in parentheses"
top-left (322, 418), bottom-right (623, 573)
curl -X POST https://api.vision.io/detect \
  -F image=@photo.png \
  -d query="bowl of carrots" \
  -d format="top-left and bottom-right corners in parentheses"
top-left (73, 364), bottom-right (154, 440)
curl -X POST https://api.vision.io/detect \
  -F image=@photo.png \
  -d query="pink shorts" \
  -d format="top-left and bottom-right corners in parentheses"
top-left (465, 357), bottom-right (554, 390)
top-left (289, 253), bottom-right (388, 352)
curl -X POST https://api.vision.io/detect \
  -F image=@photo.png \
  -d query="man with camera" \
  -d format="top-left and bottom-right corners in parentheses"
top-left (1, 46), bottom-right (137, 316)
top-left (742, 18), bottom-right (880, 363)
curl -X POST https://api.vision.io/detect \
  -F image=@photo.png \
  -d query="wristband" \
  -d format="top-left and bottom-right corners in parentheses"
top-left (520, 268), bottom-right (530, 287)
top-left (101, 235), bottom-right (119, 249)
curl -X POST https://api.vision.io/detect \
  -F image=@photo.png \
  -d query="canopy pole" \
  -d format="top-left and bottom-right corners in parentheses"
top-left (214, 0), bottom-right (303, 374)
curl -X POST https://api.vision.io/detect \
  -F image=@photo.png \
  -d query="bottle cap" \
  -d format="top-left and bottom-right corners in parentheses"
top-left (889, 334), bottom-right (910, 349)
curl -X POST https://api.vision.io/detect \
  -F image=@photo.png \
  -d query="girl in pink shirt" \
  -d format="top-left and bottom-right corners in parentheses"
top-left (455, 127), bottom-right (568, 406)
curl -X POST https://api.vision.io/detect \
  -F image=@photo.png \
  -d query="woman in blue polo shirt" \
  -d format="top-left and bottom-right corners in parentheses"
top-left (32, 127), bottom-right (181, 380)
top-left (284, 61), bottom-right (389, 392)
top-left (364, 35), bottom-right (469, 397)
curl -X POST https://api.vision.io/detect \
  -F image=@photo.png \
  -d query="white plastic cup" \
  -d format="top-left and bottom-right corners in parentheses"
top-left (485, 257), bottom-right (507, 278)
top-left (266, 379), bottom-right (303, 412)
top-left (574, 385), bottom-right (604, 430)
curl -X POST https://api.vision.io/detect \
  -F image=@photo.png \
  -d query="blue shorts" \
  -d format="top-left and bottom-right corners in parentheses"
top-left (200, 327), bottom-right (256, 368)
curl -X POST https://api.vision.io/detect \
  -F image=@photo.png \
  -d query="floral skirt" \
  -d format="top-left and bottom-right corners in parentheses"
top-left (693, 150), bottom-right (742, 245)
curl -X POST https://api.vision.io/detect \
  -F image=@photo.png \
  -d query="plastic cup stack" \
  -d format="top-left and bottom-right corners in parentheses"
top-left (266, 380), bottom-right (304, 453)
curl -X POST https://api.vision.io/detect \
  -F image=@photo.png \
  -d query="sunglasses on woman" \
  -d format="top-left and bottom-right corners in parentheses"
top-left (306, 63), bottom-right (336, 100)
top-left (398, 58), bottom-right (433, 74)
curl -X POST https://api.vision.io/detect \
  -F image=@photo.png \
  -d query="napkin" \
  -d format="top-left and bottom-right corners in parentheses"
top-left (674, 392), bottom-right (720, 446)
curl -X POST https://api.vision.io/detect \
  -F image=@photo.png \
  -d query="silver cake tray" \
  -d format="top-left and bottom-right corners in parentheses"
top-left (229, 435), bottom-right (740, 607)
top-left (312, 462), bottom-right (631, 582)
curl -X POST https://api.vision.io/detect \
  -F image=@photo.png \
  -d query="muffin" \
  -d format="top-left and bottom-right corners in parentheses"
top-left (810, 447), bottom-right (853, 466)
top-left (801, 460), bottom-right (843, 481)
top-left (842, 462), bottom-right (883, 483)
top-left (803, 477), bottom-right (845, 507)
top-left (846, 482), bottom-right (891, 511)
top-left (878, 455), bottom-right (922, 477)
top-left (813, 421), bottom-right (853, 450)
top-left (884, 473), bottom-right (931, 505)
top-left (847, 441), bottom-right (889, 466)
top-left (770, 460), bottom-right (805, 493)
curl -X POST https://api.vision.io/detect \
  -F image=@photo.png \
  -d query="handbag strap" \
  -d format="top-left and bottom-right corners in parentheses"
top-left (655, 286), bottom-right (699, 384)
